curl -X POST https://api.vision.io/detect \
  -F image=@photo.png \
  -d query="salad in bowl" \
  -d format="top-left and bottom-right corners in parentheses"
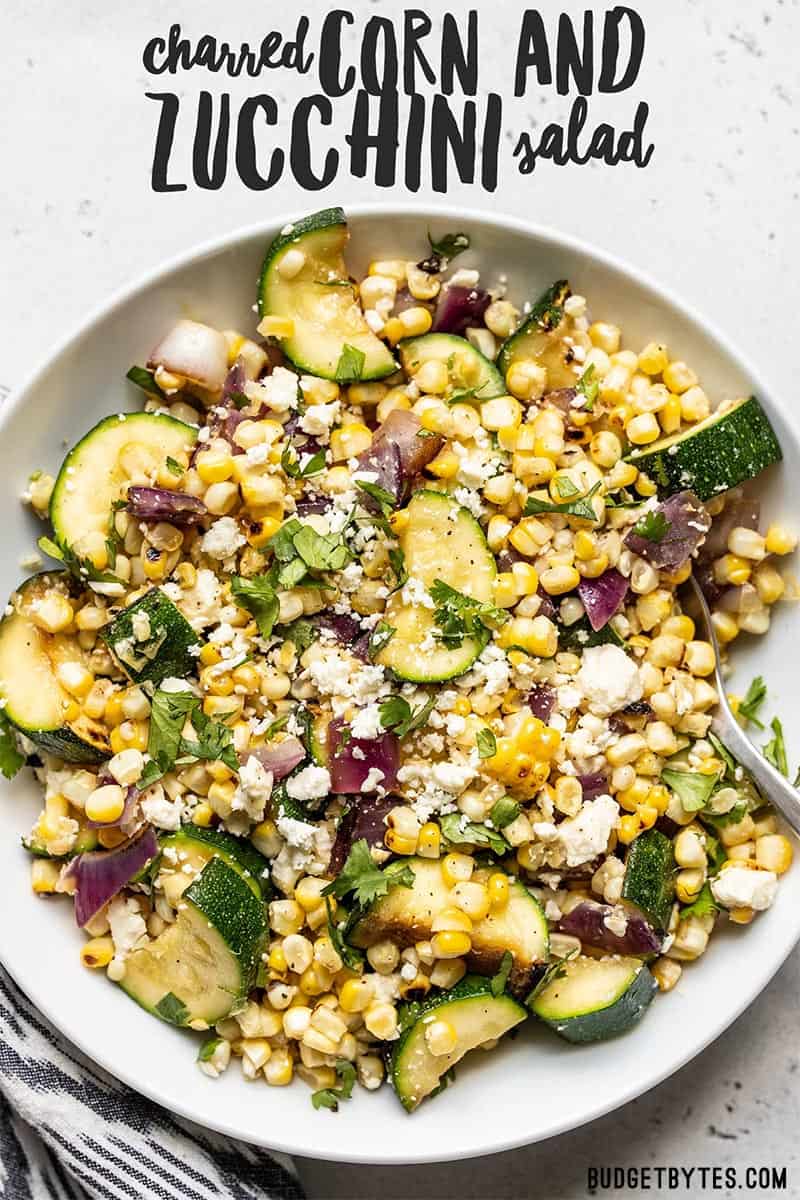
top-left (0, 206), bottom-right (794, 1114)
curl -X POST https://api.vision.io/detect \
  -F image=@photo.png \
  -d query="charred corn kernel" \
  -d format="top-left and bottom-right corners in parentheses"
top-left (765, 524), bottom-right (797, 555)
top-left (245, 515), bottom-right (283, 547)
top-left (660, 615), bottom-right (695, 641)
top-left (55, 661), bottom-right (94, 699)
top-left (231, 663), bottom-right (259, 693)
top-left (711, 610), bottom-right (739, 644)
top-left (398, 306), bottom-right (433, 338)
top-left (199, 644), bottom-right (222, 667)
top-left (636, 591), bottom-right (673, 632)
top-left (426, 447), bottom-right (460, 479)
top-left (339, 977), bottom-right (374, 1013)
top-left (508, 563), bottom-right (538, 598)
top-left (683, 640), bottom-right (716, 677)
top-left (578, 553), bottom-right (609, 579)
top-left (617, 814), bottom-right (641, 844)
top-left (754, 564), bottom-right (785, 605)
top-left (330, 423), bottom-right (373, 462)
top-left (539, 565), bottom-right (580, 596)
top-left (283, 934), bottom-right (314, 975)
top-left (80, 936), bottom-right (115, 969)
top-left (714, 553), bottom-right (751, 586)
top-left (376, 388), bottom-right (411, 422)
top-left (30, 594), bottom-right (73, 634)
top-left (662, 361), bottom-right (697, 394)
top-left (536, 433), bottom-right (565, 461)
top-left (638, 342), bottom-right (669, 375)
top-left (299, 963), bottom-right (334, 998)
top-left (85, 784), bottom-right (126, 824)
top-left (110, 721), bottom-right (148, 753)
top-left (606, 461), bottom-right (639, 490)
top-left (431, 906), bottom-right (473, 934)
top-left (417, 822), bottom-right (442, 859)
top-left (251, 819), bottom-right (281, 858)
top-left (384, 831), bottom-right (418, 856)
top-left (484, 300), bottom-right (518, 339)
top-left (497, 614), bottom-right (557, 657)
top-left (264, 1049), bottom-right (294, 1087)
top-left (268, 945), bottom-right (288, 975)
top-left (651, 956), bottom-right (682, 992)
top-left (414, 359), bottom-right (450, 395)
top-left (31, 859), bottom-right (61, 894)
top-left (256, 315), bottom-right (295, 338)
top-left (441, 853), bottom-right (474, 887)
top-left (480, 396), bottom-right (522, 433)
top-left (451, 881), bottom-right (491, 921)
top-left (755, 834), bottom-right (793, 874)
top-left (618, 782), bottom-right (650, 813)
top-left (488, 872), bottom-right (510, 910)
top-left (142, 547), bottom-right (169, 581)
top-left (482, 472), bottom-right (515, 507)
top-left (506, 360), bottom-right (547, 402)
top-left (719, 814), bottom-right (756, 848)
top-left (606, 734), bottom-right (647, 767)
top-left (675, 868), bottom-right (705, 904)
top-left (364, 1002), bottom-right (399, 1041)
top-left (425, 1019), bottom-right (458, 1056)
top-left (103, 692), bottom-right (125, 726)
top-left (418, 402), bottom-right (453, 435)
top-left (203, 695), bottom-right (243, 721)
top-left (196, 449), bottom-right (233, 483)
top-left (431, 931), bottom-right (472, 959)
top-left (366, 940), bottom-right (400, 974)
top-left (637, 804), bottom-right (659, 830)
top-left (493, 573), bottom-right (518, 609)
top-left (190, 801), bottom-right (213, 828)
top-left (625, 412), bottom-right (660, 445)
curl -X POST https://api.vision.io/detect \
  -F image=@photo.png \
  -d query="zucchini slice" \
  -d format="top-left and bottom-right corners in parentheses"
top-left (0, 575), bottom-right (109, 762)
top-left (257, 208), bottom-right (397, 382)
top-left (350, 857), bottom-right (548, 995)
top-left (160, 824), bottom-right (271, 900)
top-left (531, 955), bottom-right (656, 1044)
top-left (121, 855), bottom-right (267, 1027)
top-left (621, 828), bottom-right (675, 932)
top-left (495, 280), bottom-right (579, 390)
top-left (49, 413), bottom-right (197, 557)
top-left (376, 491), bottom-right (497, 683)
top-left (625, 396), bottom-right (782, 500)
top-left (391, 976), bottom-right (527, 1111)
top-left (100, 588), bottom-right (199, 686)
top-left (399, 333), bottom-right (505, 401)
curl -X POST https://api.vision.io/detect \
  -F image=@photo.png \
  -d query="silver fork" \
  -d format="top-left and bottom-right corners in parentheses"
top-left (686, 574), bottom-right (800, 836)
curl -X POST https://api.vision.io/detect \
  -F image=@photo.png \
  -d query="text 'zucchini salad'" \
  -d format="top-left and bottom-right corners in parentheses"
top-left (1, 208), bottom-right (795, 1113)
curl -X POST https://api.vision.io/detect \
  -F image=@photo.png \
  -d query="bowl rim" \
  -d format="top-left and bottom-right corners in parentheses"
top-left (1, 202), bottom-right (797, 1165)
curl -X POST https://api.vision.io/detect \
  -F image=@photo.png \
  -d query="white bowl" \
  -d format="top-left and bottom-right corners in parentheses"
top-left (0, 206), bottom-right (797, 1165)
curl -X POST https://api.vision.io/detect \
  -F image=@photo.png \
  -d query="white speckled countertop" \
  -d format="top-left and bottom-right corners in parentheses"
top-left (2, 1), bottom-right (799, 1195)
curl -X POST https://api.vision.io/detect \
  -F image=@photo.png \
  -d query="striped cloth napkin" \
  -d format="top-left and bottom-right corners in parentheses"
top-left (0, 384), bottom-right (303, 1200)
top-left (0, 967), bottom-right (304, 1200)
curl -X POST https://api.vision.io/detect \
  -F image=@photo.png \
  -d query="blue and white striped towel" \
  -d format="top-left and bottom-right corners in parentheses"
top-left (0, 966), bottom-right (304, 1200)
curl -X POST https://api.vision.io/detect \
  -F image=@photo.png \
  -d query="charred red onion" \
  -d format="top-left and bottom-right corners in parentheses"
top-left (327, 718), bottom-right (399, 794)
top-left (67, 826), bottom-right (159, 928)
top-left (432, 286), bottom-right (490, 335)
top-left (328, 795), bottom-right (397, 873)
top-left (558, 900), bottom-right (662, 957)
top-left (148, 320), bottom-right (229, 394)
top-left (625, 491), bottom-right (711, 570)
top-left (246, 738), bottom-right (306, 782)
top-left (125, 486), bottom-right (207, 527)
top-left (577, 569), bottom-right (628, 632)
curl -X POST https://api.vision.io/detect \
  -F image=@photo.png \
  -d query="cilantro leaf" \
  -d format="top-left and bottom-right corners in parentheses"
top-left (379, 694), bottom-right (436, 738)
top-left (439, 813), bottom-right (509, 857)
top-left (263, 713), bottom-right (290, 739)
top-left (388, 546), bottom-right (407, 587)
top-left (476, 728), bottom-right (497, 759)
top-left (321, 839), bottom-right (415, 907)
top-left (325, 897), bottom-right (364, 972)
top-left (231, 574), bottom-right (279, 639)
top-left (631, 510), bottom-right (670, 543)
top-left (525, 949), bottom-right (579, 1006)
top-left (126, 365), bottom-right (165, 398)
top-left (369, 621), bottom-right (396, 658)
top-left (292, 525), bottom-right (351, 572)
top-left (738, 676), bottom-right (767, 730)
top-left (429, 579), bottom-right (507, 648)
top-left (490, 951), bottom-right (514, 997)
top-left (179, 707), bottom-right (239, 773)
top-left (280, 618), bottom-right (317, 653)
top-left (281, 446), bottom-right (326, 479)
top-left (660, 766), bottom-right (721, 813)
top-left (552, 475), bottom-right (580, 499)
top-left (679, 881), bottom-right (718, 921)
top-left (0, 713), bottom-right (25, 780)
top-left (165, 456), bottom-right (184, 477)
top-left (197, 1036), bottom-right (224, 1063)
top-left (334, 344), bottom-right (366, 383)
top-left (356, 479), bottom-right (397, 516)
top-left (310, 1058), bottom-right (357, 1113)
top-left (418, 230), bottom-right (470, 273)
top-left (524, 481), bottom-right (602, 523)
top-left (763, 717), bottom-right (788, 776)
top-left (37, 535), bottom-right (122, 587)
top-left (575, 363), bottom-right (598, 411)
top-left (707, 732), bottom-right (737, 778)
top-left (490, 796), bottom-right (520, 829)
top-left (139, 688), bottom-right (200, 787)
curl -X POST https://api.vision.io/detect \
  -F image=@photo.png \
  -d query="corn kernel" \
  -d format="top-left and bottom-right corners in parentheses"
top-left (80, 936), bottom-right (115, 969)
top-left (441, 853), bottom-right (474, 887)
top-left (31, 859), bottom-right (61, 894)
top-left (417, 822), bottom-right (442, 859)
top-left (755, 834), bottom-right (793, 875)
top-left (431, 906), bottom-right (473, 934)
top-left (431, 931), bottom-right (472, 959)
top-left (487, 872), bottom-right (510, 910)
top-left (765, 524), bottom-right (797, 556)
top-left (425, 1019), bottom-right (458, 1056)
top-left (330, 423), bottom-right (372, 462)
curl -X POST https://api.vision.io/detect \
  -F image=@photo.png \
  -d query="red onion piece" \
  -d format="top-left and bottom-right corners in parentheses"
top-left (148, 320), bottom-right (229, 394)
top-left (295, 497), bottom-right (332, 518)
top-left (247, 738), bottom-right (306, 782)
top-left (328, 718), bottom-right (399, 794)
top-left (328, 795), bottom-right (397, 873)
top-left (356, 410), bottom-right (442, 504)
top-left (578, 771), bottom-right (609, 801)
top-left (527, 684), bottom-right (555, 723)
top-left (536, 588), bottom-right (558, 622)
top-left (625, 491), bottom-right (711, 570)
top-left (577, 569), bottom-right (628, 632)
top-left (558, 900), bottom-right (662, 957)
top-left (544, 388), bottom-right (578, 416)
top-left (259, 342), bottom-right (287, 376)
top-left (125, 486), bottom-right (207, 527)
top-left (67, 826), bottom-right (159, 928)
top-left (315, 613), bottom-right (371, 662)
top-left (432, 286), bottom-right (490, 335)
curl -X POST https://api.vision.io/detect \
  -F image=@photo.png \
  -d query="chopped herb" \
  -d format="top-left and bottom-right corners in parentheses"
top-left (325, 898), bottom-right (364, 972)
top-left (428, 1066), bottom-right (456, 1099)
top-left (429, 579), bottom-right (508, 648)
top-left (524, 481), bottom-right (601, 523)
top-left (379, 694), bottom-right (436, 738)
top-left (631, 510), bottom-right (670, 543)
top-left (165, 456), bottom-right (184, 477)
top-left (280, 618), bottom-right (317, 653)
top-left (604, 490), bottom-right (642, 510)
top-left (490, 796), bottom-right (520, 830)
top-left (155, 993), bottom-right (189, 1024)
top-left (139, 688), bottom-right (237, 787)
top-left (321, 839), bottom-right (415, 908)
top-left (229, 391), bottom-right (249, 410)
top-left (231, 574), bottom-right (280, 639)
top-left (126, 365), bottom-right (165, 397)
top-left (292, 524), bottom-right (351, 573)
top-left (525, 949), bottom-right (579, 1006)
top-left (197, 1036), bottom-right (223, 1063)
top-left (476, 728), bottom-right (497, 759)
top-left (679, 882), bottom-right (718, 921)
top-left (703, 831), bottom-right (727, 875)
top-left (388, 546), bottom-right (407, 587)
top-left (738, 676), bottom-right (767, 730)
top-left (356, 479), bottom-right (397, 516)
top-left (311, 1058), bottom-right (357, 1113)
top-left (418, 230), bottom-right (470, 273)
top-left (575, 363), bottom-right (598, 410)
top-left (707, 732), bottom-right (737, 777)
top-left (660, 766), bottom-right (721, 813)
top-left (263, 714), bottom-right (290, 739)
top-left (446, 382), bottom-right (495, 408)
top-left (763, 717), bottom-right (788, 776)
top-left (37, 535), bottom-right (122, 587)
top-left (369, 621), bottom-right (396, 658)
top-left (334, 344), bottom-right (366, 383)
top-left (104, 499), bottom-right (127, 571)
top-left (267, 519), bottom-right (351, 588)
top-left (178, 707), bottom-right (239, 773)
top-left (558, 615), bottom-right (626, 653)
top-left (0, 714), bottom-right (25, 780)
top-left (490, 951), bottom-right (514, 997)
top-left (552, 475), bottom-right (580, 500)
top-left (281, 446), bottom-right (326, 479)
top-left (439, 813), bottom-right (509, 857)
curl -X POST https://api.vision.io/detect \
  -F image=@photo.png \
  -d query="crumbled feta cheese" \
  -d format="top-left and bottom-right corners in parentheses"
top-left (107, 896), bottom-right (147, 963)
top-left (350, 704), bottom-right (384, 740)
top-left (445, 713), bottom-right (467, 738)
top-left (453, 486), bottom-right (485, 519)
top-left (201, 517), bottom-right (246, 562)
top-left (576, 645), bottom-right (643, 715)
top-left (711, 866), bottom-right (778, 912)
top-left (459, 644), bottom-right (511, 697)
top-left (255, 366), bottom-right (300, 413)
top-left (401, 575), bottom-right (435, 609)
top-left (361, 766), bottom-right (385, 792)
top-left (276, 815), bottom-right (318, 851)
top-left (230, 755), bottom-right (273, 828)
top-left (300, 400), bottom-right (341, 441)
top-left (140, 785), bottom-right (186, 831)
top-left (431, 759), bottom-right (476, 795)
top-left (285, 765), bottom-right (331, 802)
top-left (554, 795), bottom-right (619, 867)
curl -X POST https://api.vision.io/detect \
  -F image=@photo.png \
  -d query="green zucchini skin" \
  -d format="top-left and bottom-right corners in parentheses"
top-left (183, 854), bottom-right (267, 986)
top-left (398, 333), bottom-right (506, 400)
top-left (257, 206), bottom-right (346, 311)
top-left (496, 280), bottom-right (571, 377)
top-left (390, 976), bottom-right (527, 1111)
top-left (162, 824), bottom-right (272, 899)
top-left (621, 829), bottom-right (676, 932)
top-left (531, 956), bottom-right (657, 1044)
top-left (626, 396), bottom-right (782, 500)
top-left (100, 588), bottom-right (199, 686)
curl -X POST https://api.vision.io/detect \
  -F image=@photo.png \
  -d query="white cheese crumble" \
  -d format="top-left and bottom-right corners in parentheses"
top-left (107, 896), bottom-right (147, 964)
top-left (361, 766), bottom-right (385, 792)
top-left (285, 765), bottom-right (331, 802)
top-left (200, 517), bottom-right (246, 561)
top-left (400, 576), bottom-right (434, 609)
top-left (140, 785), bottom-right (186, 831)
top-left (350, 704), bottom-right (384, 740)
top-left (544, 795), bottom-right (619, 867)
top-left (711, 866), bottom-right (778, 912)
top-left (576, 644), bottom-right (643, 715)
top-left (300, 400), bottom-right (341, 441)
